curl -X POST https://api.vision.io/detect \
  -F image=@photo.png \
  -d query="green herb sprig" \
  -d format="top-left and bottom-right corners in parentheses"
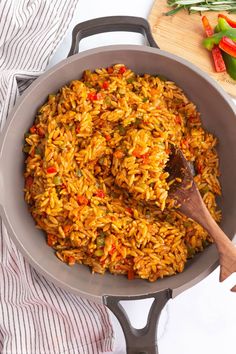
top-left (165, 0), bottom-right (236, 16)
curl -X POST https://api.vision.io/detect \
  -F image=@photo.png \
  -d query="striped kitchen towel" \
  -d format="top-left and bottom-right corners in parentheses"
top-left (0, 1), bottom-right (114, 353)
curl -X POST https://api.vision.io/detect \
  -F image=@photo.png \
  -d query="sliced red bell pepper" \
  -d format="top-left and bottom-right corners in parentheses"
top-left (202, 16), bottom-right (214, 36)
top-left (218, 14), bottom-right (236, 28)
top-left (211, 48), bottom-right (227, 72)
top-left (219, 36), bottom-right (236, 59)
top-left (202, 16), bottom-right (226, 73)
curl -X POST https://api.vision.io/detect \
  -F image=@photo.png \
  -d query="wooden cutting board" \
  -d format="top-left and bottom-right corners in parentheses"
top-left (148, 0), bottom-right (236, 97)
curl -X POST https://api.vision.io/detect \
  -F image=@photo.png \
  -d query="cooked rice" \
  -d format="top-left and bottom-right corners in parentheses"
top-left (23, 64), bottom-right (221, 282)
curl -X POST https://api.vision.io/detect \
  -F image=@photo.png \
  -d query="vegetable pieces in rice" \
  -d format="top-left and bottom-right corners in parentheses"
top-left (24, 64), bottom-right (221, 282)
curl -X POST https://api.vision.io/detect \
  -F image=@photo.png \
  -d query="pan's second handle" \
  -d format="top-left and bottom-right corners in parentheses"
top-left (68, 16), bottom-right (159, 57)
top-left (103, 289), bottom-right (172, 354)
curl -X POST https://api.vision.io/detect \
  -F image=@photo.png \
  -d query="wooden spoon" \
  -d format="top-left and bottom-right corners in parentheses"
top-left (166, 146), bottom-right (236, 291)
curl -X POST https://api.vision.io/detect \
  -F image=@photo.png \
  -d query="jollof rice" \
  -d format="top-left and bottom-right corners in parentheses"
top-left (23, 64), bottom-right (221, 282)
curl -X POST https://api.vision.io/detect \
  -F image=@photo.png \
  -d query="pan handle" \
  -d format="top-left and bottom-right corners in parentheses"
top-left (67, 16), bottom-right (159, 57)
top-left (103, 289), bottom-right (172, 354)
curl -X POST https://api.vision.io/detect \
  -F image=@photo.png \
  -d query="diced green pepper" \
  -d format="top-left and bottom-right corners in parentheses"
top-left (77, 169), bottom-right (83, 177)
top-left (187, 246), bottom-right (195, 258)
top-left (183, 221), bottom-right (191, 228)
top-left (134, 118), bottom-right (142, 125)
top-left (84, 82), bottom-right (93, 88)
top-left (94, 249), bottom-right (104, 257)
top-left (35, 147), bottom-right (42, 156)
top-left (98, 158), bottom-right (104, 165)
top-left (202, 239), bottom-right (209, 248)
top-left (117, 124), bottom-right (125, 135)
top-left (104, 96), bottom-right (112, 106)
top-left (96, 236), bottom-right (105, 247)
top-left (23, 145), bottom-right (31, 153)
top-left (53, 176), bottom-right (61, 185)
top-left (127, 77), bottom-right (135, 84)
top-left (200, 185), bottom-right (210, 195)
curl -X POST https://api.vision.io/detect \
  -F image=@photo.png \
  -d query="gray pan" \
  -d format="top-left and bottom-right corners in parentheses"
top-left (0, 16), bottom-right (236, 354)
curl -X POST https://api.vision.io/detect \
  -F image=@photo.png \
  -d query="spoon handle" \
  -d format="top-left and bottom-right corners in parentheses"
top-left (193, 194), bottom-right (236, 291)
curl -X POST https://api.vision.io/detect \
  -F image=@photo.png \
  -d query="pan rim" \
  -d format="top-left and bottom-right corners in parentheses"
top-left (0, 44), bottom-right (235, 301)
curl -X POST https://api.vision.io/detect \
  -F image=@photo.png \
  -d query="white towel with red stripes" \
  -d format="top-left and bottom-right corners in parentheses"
top-left (0, 1), bottom-right (114, 353)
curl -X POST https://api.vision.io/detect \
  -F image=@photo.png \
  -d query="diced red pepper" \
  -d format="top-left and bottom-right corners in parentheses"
top-left (127, 269), bottom-right (135, 280)
top-left (107, 67), bottom-right (114, 74)
top-left (114, 150), bottom-right (124, 159)
top-left (63, 225), bottom-right (71, 234)
top-left (181, 139), bottom-right (189, 149)
top-left (46, 166), bottom-right (57, 174)
top-left (47, 234), bottom-right (57, 247)
top-left (197, 162), bottom-right (204, 174)
top-left (77, 195), bottom-right (89, 205)
top-left (201, 16), bottom-right (226, 73)
top-left (75, 124), bottom-right (80, 134)
top-left (126, 207), bottom-right (133, 215)
top-left (175, 116), bottom-right (182, 124)
top-left (141, 152), bottom-right (150, 164)
top-left (132, 148), bottom-right (149, 161)
top-left (30, 125), bottom-right (37, 134)
top-left (25, 176), bottom-right (34, 188)
top-left (105, 134), bottom-right (111, 141)
top-left (218, 14), bottom-right (236, 28)
top-left (68, 256), bottom-right (76, 266)
top-left (109, 244), bottom-right (116, 255)
top-left (132, 147), bottom-right (143, 158)
top-left (219, 36), bottom-right (236, 59)
top-left (88, 92), bottom-right (102, 101)
top-left (37, 127), bottom-right (45, 137)
top-left (189, 115), bottom-right (196, 122)
top-left (88, 92), bottom-right (96, 101)
top-left (102, 81), bottom-right (109, 89)
top-left (96, 190), bottom-right (105, 198)
top-left (119, 66), bottom-right (127, 74)
top-left (165, 148), bottom-right (171, 155)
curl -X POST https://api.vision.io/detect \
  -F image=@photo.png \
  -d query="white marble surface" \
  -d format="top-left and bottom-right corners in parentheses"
top-left (48, 1), bottom-right (236, 353)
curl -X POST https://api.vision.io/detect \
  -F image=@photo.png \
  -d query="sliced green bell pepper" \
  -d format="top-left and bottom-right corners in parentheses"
top-left (222, 52), bottom-right (236, 80)
top-left (203, 29), bottom-right (236, 51)
top-left (218, 18), bottom-right (232, 31)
